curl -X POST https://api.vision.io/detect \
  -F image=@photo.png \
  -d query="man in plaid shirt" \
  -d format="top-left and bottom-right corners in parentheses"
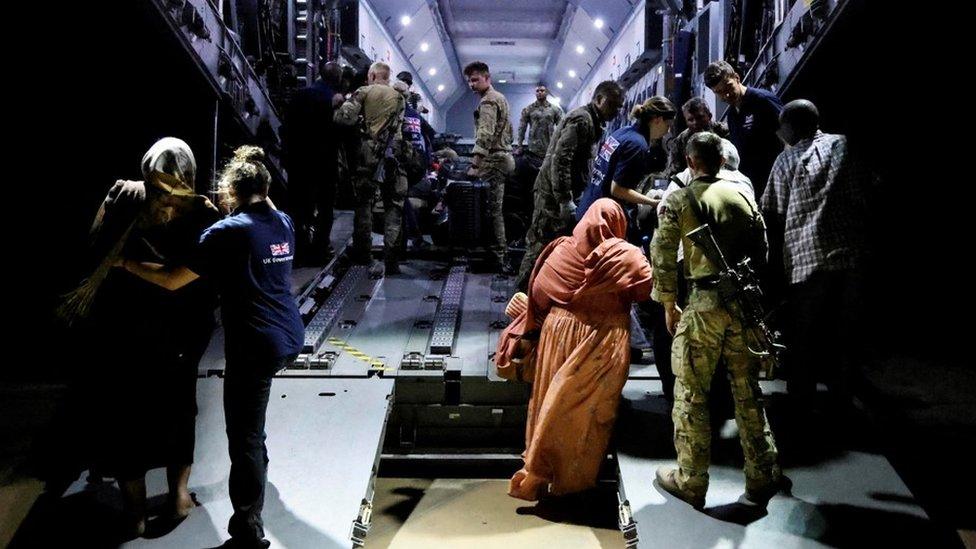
top-left (761, 99), bottom-right (870, 416)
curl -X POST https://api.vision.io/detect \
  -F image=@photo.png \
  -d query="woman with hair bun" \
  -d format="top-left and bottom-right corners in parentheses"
top-left (576, 95), bottom-right (676, 227)
top-left (120, 145), bottom-right (303, 549)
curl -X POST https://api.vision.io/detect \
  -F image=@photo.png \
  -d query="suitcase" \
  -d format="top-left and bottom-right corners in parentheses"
top-left (445, 179), bottom-right (489, 249)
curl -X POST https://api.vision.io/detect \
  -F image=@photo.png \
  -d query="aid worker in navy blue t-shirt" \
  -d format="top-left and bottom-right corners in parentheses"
top-left (703, 60), bottom-right (783, 198)
top-left (576, 96), bottom-right (676, 229)
top-left (120, 146), bottom-right (303, 549)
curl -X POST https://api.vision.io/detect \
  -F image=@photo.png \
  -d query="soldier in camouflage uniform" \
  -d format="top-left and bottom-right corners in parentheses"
top-left (650, 132), bottom-right (785, 510)
top-left (515, 81), bottom-right (625, 290)
top-left (516, 84), bottom-right (563, 160)
top-left (464, 61), bottom-right (516, 272)
top-left (334, 62), bottom-right (408, 274)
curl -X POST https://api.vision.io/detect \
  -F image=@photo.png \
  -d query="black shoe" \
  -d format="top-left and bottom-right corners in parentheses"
top-left (344, 248), bottom-right (372, 265)
top-left (411, 237), bottom-right (431, 252)
top-left (385, 260), bottom-right (402, 275)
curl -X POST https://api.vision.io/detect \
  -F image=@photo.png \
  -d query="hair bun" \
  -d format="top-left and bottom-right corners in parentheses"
top-left (632, 96), bottom-right (677, 121)
top-left (232, 145), bottom-right (266, 164)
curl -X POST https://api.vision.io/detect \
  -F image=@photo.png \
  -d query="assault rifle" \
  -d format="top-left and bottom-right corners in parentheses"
top-left (686, 224), bottom-right (785, 378)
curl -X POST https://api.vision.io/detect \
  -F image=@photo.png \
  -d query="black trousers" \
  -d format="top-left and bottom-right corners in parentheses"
top-left (223, 354), bottom-right (294, 544)
top-left (785, 269), bottom-right (864, 411)
top-left (289, 167), bottom-right (336, 261)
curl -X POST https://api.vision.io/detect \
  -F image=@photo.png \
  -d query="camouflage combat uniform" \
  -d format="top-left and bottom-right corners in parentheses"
top-left (473, 87), bottom-right (515, 265)
top-left (516, 103), bottom-right (604, 289)
top-left (334, 83), bottom-right (407, 265)
top-left (517, 100), bottom-right (563, 159)
top-left (650, 175), bottom-right (780, 499)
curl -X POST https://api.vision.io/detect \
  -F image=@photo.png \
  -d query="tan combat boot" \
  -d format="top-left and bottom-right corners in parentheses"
top-left (743, 475), bottom-right (793, 507)
top-left (655, 467), bottom-right (705, 510)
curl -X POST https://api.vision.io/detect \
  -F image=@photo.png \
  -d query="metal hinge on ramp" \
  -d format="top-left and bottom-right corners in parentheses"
top-left (351, 497), bottom-right (373, 547)
top-left (618, 495), bottom-right (639, 548)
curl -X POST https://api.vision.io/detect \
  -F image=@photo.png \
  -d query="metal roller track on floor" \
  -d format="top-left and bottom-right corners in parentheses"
top-left (394, 266), bottom-right (463, 378)
top-left (287, 264), bottom-right (372, 375)
top-left (427, 265), bottom-right (467, 356)
top-left (294, 240), bottom-right (353, 310)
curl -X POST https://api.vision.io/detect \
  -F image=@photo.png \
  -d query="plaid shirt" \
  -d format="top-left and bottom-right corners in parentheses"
top-left (761, 131), bottom-right (868, 284)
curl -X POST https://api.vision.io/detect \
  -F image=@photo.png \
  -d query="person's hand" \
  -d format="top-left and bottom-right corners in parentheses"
top-left (467, 165), bottom-right (481, 178)
top-left (559, 199), bottom-right (577, 224)
top-left (664, 302), bottom-right (683, 336)
top-left (506, 292), bottom-right (528, 319)
top-left (113, 257), bottom-right (126, 269)
top-left (332, 93), bottom-right (345, 107)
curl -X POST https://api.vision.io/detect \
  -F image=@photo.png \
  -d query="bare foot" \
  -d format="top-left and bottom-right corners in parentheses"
top-left (122, 517), bottom-right (146, 539)
top-left (171, 491), bottom-right (198, 519)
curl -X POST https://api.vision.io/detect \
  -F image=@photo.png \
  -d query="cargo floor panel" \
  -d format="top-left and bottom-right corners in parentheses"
top-left (45, 377), bottom-right (394, 549)
top-left (614, 380), bottom-right (941, 549)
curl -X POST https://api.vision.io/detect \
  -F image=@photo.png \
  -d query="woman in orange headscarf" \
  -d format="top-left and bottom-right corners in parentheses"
top-left (497, 198), bottom-right (652, 501)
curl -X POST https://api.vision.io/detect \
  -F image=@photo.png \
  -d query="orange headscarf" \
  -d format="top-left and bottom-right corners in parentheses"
top-left (496, 198), bottom-right (652, 370)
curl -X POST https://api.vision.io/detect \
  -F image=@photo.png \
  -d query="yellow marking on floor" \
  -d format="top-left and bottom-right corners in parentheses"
top-left (326, 337), bottom-right (389, 370)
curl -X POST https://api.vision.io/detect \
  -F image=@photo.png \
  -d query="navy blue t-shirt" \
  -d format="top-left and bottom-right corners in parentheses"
top-left (402, 105), bottom-right (432, 167)
top-left (576, 123), bottom-right (649, 220)
top-left (726, 87), bottom-right (783, 197)
top-left (191, 201), bottom-right (304, 362)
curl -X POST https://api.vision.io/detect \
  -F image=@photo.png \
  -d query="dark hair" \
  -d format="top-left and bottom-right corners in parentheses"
top-left (632, 95), bottom-right (676, 122)
top-left (703, 60), bottom-right (738, 88)
top-left (682, 97), bottom-right (712, 117)
top-left (219, 146), bottom-right (271, 206)
top-left (685, 132), bottom-right (724, 175)
top-left (593, 80), bottom-right (624, 102)
top-left (407, 91), bottom-right (421, 110)
top-left (320, 61), bottom-right (343, 89)
top-left (463, 61), bottom-right (490, 77)
top-left (396, 71), bottom-right (414, 86)
top-left (781, 99), bottom-right (820, 139)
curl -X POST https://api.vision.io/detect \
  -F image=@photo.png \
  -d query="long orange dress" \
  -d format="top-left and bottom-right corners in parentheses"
top-left (496, 199), bottom-right (652, 500)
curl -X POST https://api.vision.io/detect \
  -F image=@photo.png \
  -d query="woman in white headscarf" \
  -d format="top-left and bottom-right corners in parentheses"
top-left (58, 137), bottom-right (220, 537)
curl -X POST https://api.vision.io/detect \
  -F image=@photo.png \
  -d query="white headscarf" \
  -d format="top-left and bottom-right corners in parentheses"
top-left (141, 137), bottom-right (196, 192)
